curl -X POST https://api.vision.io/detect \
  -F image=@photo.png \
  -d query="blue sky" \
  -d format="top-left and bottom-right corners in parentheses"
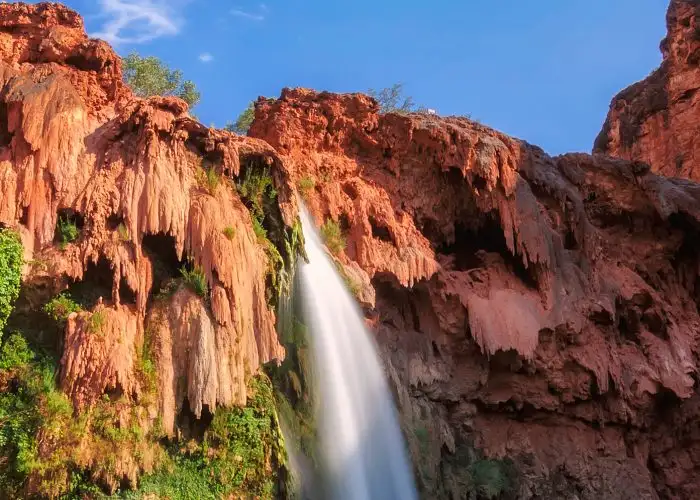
top-left (55, 0), bottom-right (669, 155)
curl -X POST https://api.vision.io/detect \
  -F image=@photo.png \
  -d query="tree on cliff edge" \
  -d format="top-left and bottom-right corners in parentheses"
top-left (368, 83), bottom-right (416, 114)
top-left (225, 101), bottom-right (255, 135)
top-left (122, 53), bottom-right (201, 108)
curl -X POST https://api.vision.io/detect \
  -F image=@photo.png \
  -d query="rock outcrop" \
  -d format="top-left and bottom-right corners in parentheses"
top-left (595, 0), bottom-right (700, 180)
top-left (251, 88), bottom-right (700, 499)
top-left (0, 2), bottom-right (296, 439)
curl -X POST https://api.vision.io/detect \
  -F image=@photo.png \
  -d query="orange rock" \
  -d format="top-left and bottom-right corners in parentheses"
top-left (595, 0), bottom-right (700, 181)
top-left (251, 87), bottom-right (700, 497)
top-left (0, 4), bottom-right (291, 419)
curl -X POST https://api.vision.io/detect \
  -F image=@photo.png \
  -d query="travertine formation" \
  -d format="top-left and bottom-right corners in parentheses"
top-left (0, 2), bottom-right (295, 438)
top-left (595, 0), bottom-right (700, 180)
top-left (251, 89), bottom-right (700, 498)
top-left (2, 1), bottom-right (700, 499)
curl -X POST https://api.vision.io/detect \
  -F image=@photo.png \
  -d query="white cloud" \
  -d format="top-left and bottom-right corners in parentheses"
top-left (198, 52), bottom-right (213, 63)
top-left (90, 0), bottom-right (187, 45)
top-left (230, 4), bottom-right (269, 21)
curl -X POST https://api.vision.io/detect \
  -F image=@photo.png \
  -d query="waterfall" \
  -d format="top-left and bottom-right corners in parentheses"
top-left (297, 205), bottom-right (418, 500)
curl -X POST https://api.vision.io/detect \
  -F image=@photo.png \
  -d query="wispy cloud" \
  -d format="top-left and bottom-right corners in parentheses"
top-left (91, 0), bottom-right (187, 45)
top-left (198, 52), bottom-right (213, 63)
top-left (230, 3), bottom-right (269, 21)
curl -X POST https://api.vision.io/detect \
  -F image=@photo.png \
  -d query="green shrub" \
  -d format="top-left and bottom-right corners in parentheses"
top-left (237, 167), bottom-right (276, 222)
top-left (180, 265), bottom-right (208, 298)
top-left (56, 216), bottom-right (79, 247)
top-left (88, 310), bottom-right (106, 335)
top-left (320, 219), bottom-right (346, 255)
top-left (43, 294), bottom-right (82, 324)
top-left (252, 217), bottom-right (267, 242)
top-left (0, 229), bottom-right (23, 334)
top-left (198, 163), bottom-right (220, 194)
top-left (0, 333), bottom-right (34, 371)
top-left (297, 176), bottom-right (316, 198)
top-left (117, 223), bottom-right (130, 242)
top-left (223, 226), bottom-right (236, 240)
top-left (470, 459), bottom-right (514, 500)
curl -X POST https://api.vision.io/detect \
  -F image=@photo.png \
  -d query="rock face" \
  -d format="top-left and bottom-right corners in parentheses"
top-left (0, 2), bottom-right (296, 438)
top-left (3, 1), bottom-right (700, 499)
top-left (595, 0), bottom-right (700, 180)
top-left (251, 89), bottom-right (700, 499)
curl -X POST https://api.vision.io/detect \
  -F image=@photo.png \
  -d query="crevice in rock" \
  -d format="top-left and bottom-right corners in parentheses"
top-left (142, 232), bottom-right (185, 297)
top-left (66, 255), bottom-right (114, 309)
top-left (438, 216), bottom-right (538, 289)
top-left (176, 398), bottom-right (214, 441)
top-left (0, 100), bottom-right (12, 148)
top-left (369, 215), bottom-right (393, 243)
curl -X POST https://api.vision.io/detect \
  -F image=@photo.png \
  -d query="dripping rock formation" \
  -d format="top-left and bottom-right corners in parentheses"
top-left (0, 0), bottom-right (700, 499)
top-left (251, 86), bottom-right (700, 498)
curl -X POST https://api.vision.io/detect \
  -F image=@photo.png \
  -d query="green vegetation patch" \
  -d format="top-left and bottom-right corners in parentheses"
top-left (43, 293), bottom-right (82, 325)
top-left (321, 218), bottom-right (346, 255)
top-left (56, 215), bottom-right (79, 248)
top-left (0, 228), bottom-right (22, 334)
top-left (179, 265), bottom-right (208, 299)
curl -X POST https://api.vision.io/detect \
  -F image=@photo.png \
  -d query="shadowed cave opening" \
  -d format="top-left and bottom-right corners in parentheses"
top-left (67, 257), bottom-right (113, 308)
top-left (0, 100), bottom-right (11, 148)
top-left (177, 398), bottom-right (214, 441)
top-left (142, 232), bottom-right (186, 298)
top-left (438, 216), bottom-right (538, 289)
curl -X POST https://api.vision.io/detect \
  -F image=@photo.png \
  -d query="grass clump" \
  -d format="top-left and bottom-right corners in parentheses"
top-left (56, 216), bottom-right (79, 248)
top-left (297, 176), bottom-right (316, 199)
top-left (88, 310), bottom-right (106, 335)
top-left (180, 265), bottom-right (208, 298)
top-left (237, 166), bottom-right (277, 222)
top-left (321, 219), bottom-right (346, 255)
top-left (124, 374), bottom-right (286, 499)
top-left (0, 228), bottom-right (23, 334)
top-left (117, 223), bottom-right (130, 242)
top-left (43, 293), bottom-right (82, 324)
top-left (223, 226), bottom-right (236, 240)
top-left (470, 459), bottom-right (515, 500)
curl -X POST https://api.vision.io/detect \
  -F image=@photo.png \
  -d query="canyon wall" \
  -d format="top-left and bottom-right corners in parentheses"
top-left (251, 87), bottom-right (700, 499)
top-left (0, 3), bottom-right (295, 496)
top-left (1, 1), bottom-right (700, 498)
top-left (595, 0), bottom-right (700, 180)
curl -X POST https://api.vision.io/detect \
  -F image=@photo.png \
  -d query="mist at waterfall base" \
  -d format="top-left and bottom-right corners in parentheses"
top-left (285, 206), bottom-right (418, 500)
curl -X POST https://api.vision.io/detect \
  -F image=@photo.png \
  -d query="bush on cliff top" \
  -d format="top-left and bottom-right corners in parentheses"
top-left (0, 228), bottom-right (22, 335)
top-left (123, 53), bottom-right (201, 108)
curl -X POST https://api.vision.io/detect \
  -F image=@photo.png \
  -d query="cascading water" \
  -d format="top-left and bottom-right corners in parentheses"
top-left (297, 205), bottom-right (418, 500)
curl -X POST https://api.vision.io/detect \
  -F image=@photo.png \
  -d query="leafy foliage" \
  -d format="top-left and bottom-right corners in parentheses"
top-left (223, 226), bottom-right (237, 240)
top-left (88, 310), bottom-right (106, 335)
top-left (368, 83), bottom-right (416, 113)
top-left (197, 161), bottom-right (220, 194)
top-left (180, 265), bottom-right (208, 298)
top-left (237, 166), bottom-right (277, 223)
top-left (320, 219), bottom-right (346, 255)
top-left (297, 176), bottom-right (316, 199)
top-left (0, 332), bottom-right (33, 371)
top-left (123, 375), bottom-right (285, 499)
top-left (470, 459), bottom-right (515, 499)
top-left (226, 101), bottom-right (255, 135)
top-left (122, 53), bottom-right (201, 108)
top-left (43, 293), bottom-right (82, 324)
top-left (117, 223), bottom-right (130, 242)
top-left (0, 229), bottom-right (22, 334)
top-left (56, 216), bottom-right (79, 248)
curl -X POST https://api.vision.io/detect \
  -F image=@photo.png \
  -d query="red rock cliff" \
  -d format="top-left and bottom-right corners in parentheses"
top-left (251, 88), bottom-right (700, 499)
top-left (595, 0), bottom-right (700, 180)
top-left (0, 2), bottom-right (298, 448)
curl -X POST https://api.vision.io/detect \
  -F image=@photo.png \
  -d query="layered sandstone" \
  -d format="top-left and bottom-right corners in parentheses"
top-left (251, 89), bottom-right (700, 499)
top-left (0, 2), bottom-right (295, 439)
top-left (595, 0), bottom-right (700, 180)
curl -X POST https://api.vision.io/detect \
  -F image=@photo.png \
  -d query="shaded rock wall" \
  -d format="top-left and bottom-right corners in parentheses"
top-left (251, 89), bottom-right (700, 499)
top-left (595, 0), bottom-right (700, 180)
top-left (0, 3), bottom-right (295, 436)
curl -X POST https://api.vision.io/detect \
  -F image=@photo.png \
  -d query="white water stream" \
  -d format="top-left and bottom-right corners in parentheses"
top-left (297, 206), bottom-right (418, 500)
